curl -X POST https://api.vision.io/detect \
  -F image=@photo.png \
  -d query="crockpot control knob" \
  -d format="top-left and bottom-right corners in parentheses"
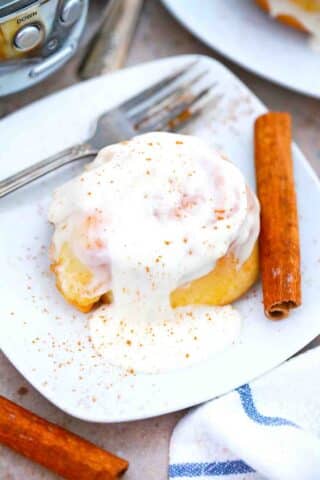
top-left (60, 0), bottom-right (83, 26)
top-left (14, 25), bottom-right (42, 51)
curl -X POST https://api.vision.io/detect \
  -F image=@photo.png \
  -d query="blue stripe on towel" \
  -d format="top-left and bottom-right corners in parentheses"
top-left (237, 384), bottom-right (297, 427)
top-left (169, 460), bottom-right (254, 477)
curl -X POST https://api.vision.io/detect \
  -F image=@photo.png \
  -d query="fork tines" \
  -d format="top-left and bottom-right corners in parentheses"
top-left (123, 59), bottom-right (217, 134)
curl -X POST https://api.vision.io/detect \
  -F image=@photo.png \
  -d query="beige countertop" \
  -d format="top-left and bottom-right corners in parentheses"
top-left (1, 1), bottom-right (319, 479)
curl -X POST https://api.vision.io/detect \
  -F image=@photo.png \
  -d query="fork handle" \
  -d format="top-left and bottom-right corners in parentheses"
top-left (0, 143), bottom-right (97, 198)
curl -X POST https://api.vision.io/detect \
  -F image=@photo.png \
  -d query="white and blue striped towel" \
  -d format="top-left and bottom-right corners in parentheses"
top-left (169, 346), bottom-right (320, 480)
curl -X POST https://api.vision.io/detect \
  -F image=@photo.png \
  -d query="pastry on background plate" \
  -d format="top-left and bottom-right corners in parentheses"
top-left (256, 0), bottom-right (320, 47)
top-left (49, 132), bottom-right (260, 372)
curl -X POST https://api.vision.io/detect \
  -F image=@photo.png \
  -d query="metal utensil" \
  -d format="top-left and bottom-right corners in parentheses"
top-left (0, 61), bottom-right (216, 198)
top-left (79, 0), bottom-right (144, 79)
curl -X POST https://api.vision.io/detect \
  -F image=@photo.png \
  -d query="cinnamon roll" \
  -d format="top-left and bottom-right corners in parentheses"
top-left (49, 132), bottom-right (260, 371)
top-left (256, 0), bottom-right (320, 47)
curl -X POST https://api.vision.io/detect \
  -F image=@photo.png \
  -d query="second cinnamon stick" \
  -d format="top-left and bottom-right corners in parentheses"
top-left (0, 395), bottom-right (128, 480)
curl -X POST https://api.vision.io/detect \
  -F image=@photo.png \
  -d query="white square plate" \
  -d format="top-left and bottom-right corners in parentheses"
top-left (1, 55), bottom-right (319, 422)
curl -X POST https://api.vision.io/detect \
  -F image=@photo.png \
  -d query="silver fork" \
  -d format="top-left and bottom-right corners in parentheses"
top-left (0, 61), bottom-right (216, 198)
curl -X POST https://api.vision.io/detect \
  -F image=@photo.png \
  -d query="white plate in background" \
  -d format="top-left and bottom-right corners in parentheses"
top-left (1, 55), bottom-right (320, 422)
top-left (162, 0), bottom-right (320, 98)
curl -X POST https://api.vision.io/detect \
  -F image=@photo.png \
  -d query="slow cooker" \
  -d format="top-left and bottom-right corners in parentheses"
top-left (0, 0), bottom-right (89, 96)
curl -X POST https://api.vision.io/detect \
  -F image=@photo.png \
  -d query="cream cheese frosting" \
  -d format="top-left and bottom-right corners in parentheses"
top-left (49, 132), bottom-right (260, 373)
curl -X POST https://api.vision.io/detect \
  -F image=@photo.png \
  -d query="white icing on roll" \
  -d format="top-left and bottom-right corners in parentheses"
top-left (268, 0), bottom-right (320, 49)
top-left (49, 132), bottom-right (259, 373)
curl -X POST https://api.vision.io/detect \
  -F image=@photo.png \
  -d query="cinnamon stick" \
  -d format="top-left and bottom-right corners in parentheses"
top-left (254, 112), bottom-right (301, 319)
top-left (0, 395), bottom-right (128, 480)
